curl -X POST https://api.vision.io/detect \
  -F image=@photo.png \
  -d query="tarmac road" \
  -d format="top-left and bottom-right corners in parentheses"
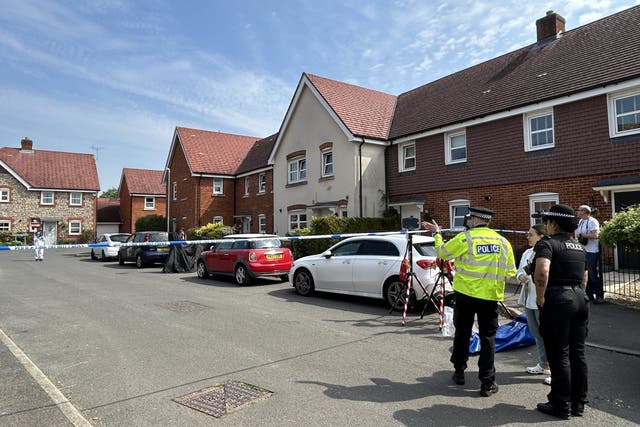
top-left (0, 248), bottom-right (638, 426)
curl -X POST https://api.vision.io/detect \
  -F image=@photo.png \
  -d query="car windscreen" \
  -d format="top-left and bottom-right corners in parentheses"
top-left (148, 233), bottom-right (168, 242)
top-left (414, 242), bottom-right (437, 257)
top-left (110, 235), bottom-right (130, 243)
top-left (252, 238), bottom-right (282, 249)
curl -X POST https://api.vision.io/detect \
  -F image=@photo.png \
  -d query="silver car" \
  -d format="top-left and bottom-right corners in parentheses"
top-left (91, 233), bottom-right (131, 261)
top-left (290, 234), bottom-right (452, 309)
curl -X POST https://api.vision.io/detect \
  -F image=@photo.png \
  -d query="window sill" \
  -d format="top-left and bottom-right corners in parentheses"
top-left (318, 176), bottom-right (334, 182)
top-left (286, 181), bottom-right (307, 188)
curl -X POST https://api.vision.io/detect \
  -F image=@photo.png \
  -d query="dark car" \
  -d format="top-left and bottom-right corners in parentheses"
top-left (196, 234), bottom-right (293, 285)
top-left (118, 231), bottom-right (170, 268)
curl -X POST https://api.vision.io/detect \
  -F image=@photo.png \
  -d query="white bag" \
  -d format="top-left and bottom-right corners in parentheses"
top-left (442, 306), bottom-right (455, 337)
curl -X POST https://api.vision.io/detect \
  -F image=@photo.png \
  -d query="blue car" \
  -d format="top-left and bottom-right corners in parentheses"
top-left (118, 231), bottom-right (170, 268)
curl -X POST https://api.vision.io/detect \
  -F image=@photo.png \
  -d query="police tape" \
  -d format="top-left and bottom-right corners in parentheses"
top-left (0, 228), bottom-right (526, 251)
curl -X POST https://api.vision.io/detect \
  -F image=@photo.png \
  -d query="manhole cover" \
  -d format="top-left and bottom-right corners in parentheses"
top-left (174, 381), bottom-right (273, 418)
top-left (160, 300), bottom-right (210, 313)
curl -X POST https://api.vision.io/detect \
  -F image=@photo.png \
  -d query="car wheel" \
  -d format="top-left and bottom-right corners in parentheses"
top-left (118, 253), bottom-right (125, 265)
top-left (293, 269), bottom-right (315, 296)
top-left (100, 250), bottom-right (107, 261)
top-left (384, 277), bottom-right (412, 311)
top-left (197, 260), bottom-right (209, 279)
top-left (234, 264), bottom-right (250, 285)
top-left (90, 249), bottom-right (97, 260)
top-left (279, 274), bottom-right (289, 282)
top-left (136, 254), bottom-right (145, 268)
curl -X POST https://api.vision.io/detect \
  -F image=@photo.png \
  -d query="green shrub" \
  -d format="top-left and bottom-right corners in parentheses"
top-left (600, 204), bottom-right (640, 251)
top-left (188, 223), bottom-right (233, 240)
top-left (135, 214), bottom-right (167, 232)
top-left (79, 228), bottom-right (95, 244)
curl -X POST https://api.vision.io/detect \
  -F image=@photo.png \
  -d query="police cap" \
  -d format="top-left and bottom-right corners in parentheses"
top-left (468, 206), bottom-right (494, 221)
top-left (539, 204), bottom-right (579, 232)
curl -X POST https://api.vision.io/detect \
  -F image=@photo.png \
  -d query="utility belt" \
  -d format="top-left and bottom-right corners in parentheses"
top-left (548, 285), bottom-right (582, 290)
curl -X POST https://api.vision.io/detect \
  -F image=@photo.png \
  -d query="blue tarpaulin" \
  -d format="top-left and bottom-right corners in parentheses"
top-left (469, 313), bottom-right (535, 354)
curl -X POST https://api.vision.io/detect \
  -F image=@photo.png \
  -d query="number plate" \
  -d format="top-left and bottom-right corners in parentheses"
top-left (265, 253), bottom-right (283, 260)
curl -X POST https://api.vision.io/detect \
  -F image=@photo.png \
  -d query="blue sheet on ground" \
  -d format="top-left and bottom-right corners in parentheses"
top-left (469, 314), bottom-right (535, 354)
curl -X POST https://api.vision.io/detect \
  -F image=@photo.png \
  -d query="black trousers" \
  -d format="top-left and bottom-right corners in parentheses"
top-left (450, 292), bottom-right (499, 384)
top-left (539, 287), bottom-right (589, 409)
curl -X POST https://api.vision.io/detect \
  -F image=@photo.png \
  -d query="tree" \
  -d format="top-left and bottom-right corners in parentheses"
top-left (100, 187), bottom-right (119, 198)
top-left (135, 214), bottom-right (166, 232)
top-left (599, 204), bottom-right (640, 251)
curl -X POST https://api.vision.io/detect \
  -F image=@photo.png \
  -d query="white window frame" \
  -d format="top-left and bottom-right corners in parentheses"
top-left (172, 182), bottom-right (177, 201)
top-left (529, 192), bottom-right (559, 225)
top-left (288, 210), bottom-right (308, 232)
top-left (339, 206), bottom-right (348, 218)
top-left (524, 108), bottom-right (554, 151)
top-left (399, 141), bottom-right (416, 172)
top-left (244, 177), bottom-right (250, 196)
top-left (258, 173), bottom-right (266, 193)
top-left (0, 188), bottom-right (9, 203)
top-left (213, 216), bottom-right (223, 224)
top-left (0, 220), bottom-right (10, 231)
top-left (288, 157), bottom-right (306, 184)
top-left (41, 191), bottom-right (54, 205)
top-left (213, 178), bottom-right (223, 195)
top-left (445, 130), bottom-right (467, 165)
top-left (144, 197), bottom-right (155, 210)
top-left (449, 199), bottom-right (470, 230)
top-left (69, 220), bottom-right (81, 235)
top-left (258, 214), bottom-right (266, 234)
top-left (608, 87), bottom-right (640, 138)
top-left (321, 150), bottom-right (333, 177)
top-left (69, 192), bottom-right (82, 206)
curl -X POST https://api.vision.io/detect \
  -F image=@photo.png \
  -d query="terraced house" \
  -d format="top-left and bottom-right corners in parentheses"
top-left (0, 137), bottom-right (100, 244)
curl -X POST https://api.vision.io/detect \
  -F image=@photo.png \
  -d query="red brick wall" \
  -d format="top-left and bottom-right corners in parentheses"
top-left (387, 93), bottom-right (640, 230)
top-left (118, 177), bottom-right (167, 233)
top-left (234, 170), bottom-right (274, 233)
top-left (119, 179), bottom-right (132, 233)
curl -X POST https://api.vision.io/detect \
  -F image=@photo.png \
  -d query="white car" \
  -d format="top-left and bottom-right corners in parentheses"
top-left (290, 234), bottom-right (453, 309)
top-left (91, 233), bottom-right (131, 261)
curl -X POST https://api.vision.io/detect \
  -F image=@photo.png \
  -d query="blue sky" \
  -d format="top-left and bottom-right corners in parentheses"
top-left (1, 0), bottom-right (638, 191)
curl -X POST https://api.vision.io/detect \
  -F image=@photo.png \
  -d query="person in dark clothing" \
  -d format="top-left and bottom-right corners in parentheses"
top-left (533, 204), bottom-right (589, 419)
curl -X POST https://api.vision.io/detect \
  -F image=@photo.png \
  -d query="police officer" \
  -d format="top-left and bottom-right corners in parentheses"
top-left (422, 207), bottom-right (516, 396)
top-left (533, 204), bottom-right (588, 419)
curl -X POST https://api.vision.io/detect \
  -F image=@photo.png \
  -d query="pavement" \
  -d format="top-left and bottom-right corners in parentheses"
top-left (502, 284), bottom-right (640, 356)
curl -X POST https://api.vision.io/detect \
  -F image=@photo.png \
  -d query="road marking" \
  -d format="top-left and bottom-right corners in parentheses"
top-left (0, 328), bottom-right (92, 426)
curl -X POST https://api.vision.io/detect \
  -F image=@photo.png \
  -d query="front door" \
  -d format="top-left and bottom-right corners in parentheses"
top-left (43, 222), bottom-right (57, 245)
top-left (243, 218), bottom-right (251, 233)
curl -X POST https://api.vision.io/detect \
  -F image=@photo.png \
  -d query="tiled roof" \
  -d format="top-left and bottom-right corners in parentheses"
top-left (176, 127), bottom-right (258, 175)
top-left (236, 133), bottom-right (277, 174)
top-left (96, 197), bottom-right (121, 223)
top-left (389, 5), bottom-right (640, 139)
top-left (306, 73), bottom-right (397, 140)
top-left (0, 146), bottom-right (99, 190)
top-left (121, 168), bottom-right (165, 195)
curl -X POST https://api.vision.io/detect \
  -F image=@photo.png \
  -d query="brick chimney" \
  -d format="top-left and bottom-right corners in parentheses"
top-left (20, 137), bottom-right (33, 151)
top-left (536, 10), bottom-right (566, 42)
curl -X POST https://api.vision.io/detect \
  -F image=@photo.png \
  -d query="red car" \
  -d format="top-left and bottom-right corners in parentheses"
top-left (196, 234), bottom-right (293, 285)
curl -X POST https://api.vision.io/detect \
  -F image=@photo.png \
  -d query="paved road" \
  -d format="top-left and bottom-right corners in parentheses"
top-left (0, 249), bottom-right (638, 426)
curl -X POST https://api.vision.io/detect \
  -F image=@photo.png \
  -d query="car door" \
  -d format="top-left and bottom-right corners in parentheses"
top-left (123, 234), bottom-right (136, 260)
top-left (314, 240), bottom-right (361, 292)
top-left (207, 240), bottom-right (234, 273)
top-left (351, 239), bottom-right (401, 297)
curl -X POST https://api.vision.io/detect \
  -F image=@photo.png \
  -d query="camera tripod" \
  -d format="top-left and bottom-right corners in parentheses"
top-left (389, 233), bottom-right (454, 327)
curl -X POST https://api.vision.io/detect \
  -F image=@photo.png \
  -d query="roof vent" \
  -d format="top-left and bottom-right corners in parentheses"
top-left (20, 137), bottom-right (33, 152)
top-left (536, 10), bottom-right (565, 43)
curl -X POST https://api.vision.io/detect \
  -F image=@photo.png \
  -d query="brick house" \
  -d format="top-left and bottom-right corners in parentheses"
top-left (234, 133), bottom-right (277, 234)
top-left (0, 137), bottom-right (99, 244)
top-left (268, 73), bottom-right (396, 234)
top-left (162, 127), bottom-right (258, 232)
top-left (118, 168), bottom-right (166, 233)
top-left (385, 7), bottom-right (640, 232)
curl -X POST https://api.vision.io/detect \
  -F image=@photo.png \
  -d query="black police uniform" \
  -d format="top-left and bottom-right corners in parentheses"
top-left (534, 233), bottom-right (589, 414)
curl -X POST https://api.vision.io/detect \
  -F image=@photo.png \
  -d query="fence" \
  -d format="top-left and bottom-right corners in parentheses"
top-left (600, 244), bottom-right (640, 300)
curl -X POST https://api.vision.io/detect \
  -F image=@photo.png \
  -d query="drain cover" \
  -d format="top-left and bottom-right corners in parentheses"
top-left (174, 381), bottom-right (273, 418)
top-left (160, 300), bottom-right (210, 313)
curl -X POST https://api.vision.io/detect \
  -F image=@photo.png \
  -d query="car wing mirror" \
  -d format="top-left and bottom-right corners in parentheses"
top-left (322, 250), bottom-right (333, 258)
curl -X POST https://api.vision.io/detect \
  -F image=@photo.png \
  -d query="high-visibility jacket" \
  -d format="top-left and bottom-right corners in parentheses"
top-left (434, 227), bottom-right (516, 301)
